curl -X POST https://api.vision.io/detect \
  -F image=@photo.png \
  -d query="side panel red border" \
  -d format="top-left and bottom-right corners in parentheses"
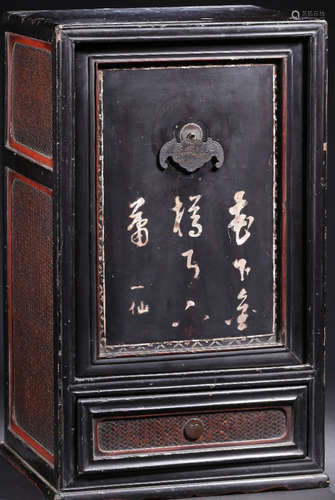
top-left (7, 169), bottom-right (54, 466)
top-left (7, 33), bottom-right (53, 169)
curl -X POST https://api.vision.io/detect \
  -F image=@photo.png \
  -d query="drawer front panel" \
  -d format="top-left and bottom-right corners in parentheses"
top-left (77, 386), bottom-right (307, 475)
top-left (96, 407), bottom-right (290, 456)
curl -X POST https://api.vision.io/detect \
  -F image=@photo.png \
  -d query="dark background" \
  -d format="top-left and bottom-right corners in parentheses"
top-left (0, 1), bottom-right (333, 499)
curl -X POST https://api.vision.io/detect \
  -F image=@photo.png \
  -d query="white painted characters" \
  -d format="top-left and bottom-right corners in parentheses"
top-left (228, 191), bottom-right (254, 245)
top-left (227, 262), bottom-right (252, 331)
top-left (129, 300), bottom-right (149, 316)
top-left (233, 258), bottom-right (251, 282)
top-left (127, 197), bottom-right (149, 247)
top-left (181, 249), bottom-right (200, 279)
top-left (236, 288), bottom-right (249, 331)
top-left (172, 196), bottom-right (185, 237)
top-left (172, 194), bottom-right (203, 238)
top-left (228, 192), bottom-right (253, 330)
top-left (188, 194), bottom-right (203, 237)
top-left (125, 190), bottom-right (256, 332)
top-left (185, 300), bottom-right (196, 310)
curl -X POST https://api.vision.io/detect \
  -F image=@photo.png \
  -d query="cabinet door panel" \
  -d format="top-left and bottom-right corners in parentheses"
top-left (96, 62), bottom-right (280, 358)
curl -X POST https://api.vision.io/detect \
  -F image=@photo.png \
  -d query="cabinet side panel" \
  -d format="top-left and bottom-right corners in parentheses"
top-left (7, 170), bottom-right (54, 465)
top-left (6, 33), bottom-right (53, 169)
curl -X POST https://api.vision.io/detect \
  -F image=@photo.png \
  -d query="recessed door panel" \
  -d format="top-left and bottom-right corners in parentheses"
top-left (96, 62), bottom-right (281, 358)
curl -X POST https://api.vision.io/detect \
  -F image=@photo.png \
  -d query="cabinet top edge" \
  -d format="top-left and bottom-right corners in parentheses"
top-left (2, 5), bottom-right (303, 28)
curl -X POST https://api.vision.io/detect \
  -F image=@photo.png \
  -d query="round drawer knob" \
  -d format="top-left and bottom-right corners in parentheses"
top-left (183, 418), bottom-right (204, 441)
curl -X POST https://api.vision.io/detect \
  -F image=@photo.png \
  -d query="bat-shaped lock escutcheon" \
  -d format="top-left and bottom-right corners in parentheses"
top-left (159, 122), bottom-right (224, 173)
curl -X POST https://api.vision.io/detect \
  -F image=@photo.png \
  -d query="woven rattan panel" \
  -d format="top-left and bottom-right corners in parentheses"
top-left (9, 173), bottom-right (54, 456)
top-left (11, 40), bottom-right (52, 159)
top-left (96, 408), bottom-right (289, 455)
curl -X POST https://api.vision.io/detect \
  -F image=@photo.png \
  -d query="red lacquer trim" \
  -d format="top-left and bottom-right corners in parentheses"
top-left (10, 421), bottom-right (54, 465)
top-left (7, 33), bottom-right (53, 169)
top-left (281, 59), bottom-right (288, 342)
top-left (95, 406), bottom-right (292, 457)
top-left (7, 169), bottom-right (54, 466)
top-left (96, 66), bottom-right (103, 357)
top-left (96, 67), bottom-right (100, 356)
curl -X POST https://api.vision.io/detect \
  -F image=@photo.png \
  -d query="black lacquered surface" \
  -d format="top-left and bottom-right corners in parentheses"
top-left (101, 63), bottom-right (277, 353)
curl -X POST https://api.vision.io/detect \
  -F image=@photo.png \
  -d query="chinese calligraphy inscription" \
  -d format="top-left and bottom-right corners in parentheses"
top-left (129, 300), bottom-right (150, 316)
top-left (172, 194), bottom-right (203, 238)
top-left (126, 190), bottom-right (255, 329)
top-left (228, 192), bottom-right (254, 331)
top-left (172, 196), bottom-right (184, 238)
top-left (188, 195), bottom-right (203, 238)
top-left (182, 249), bottom-right (200, 280)
top-left (127, 197), bottom-right (149, 247)
top-left (236, 288), bottom-right (249, 331)
top-left (233, 259), bottom-right (251, 282)
top-left (228, 191), bottom-right (254, 246)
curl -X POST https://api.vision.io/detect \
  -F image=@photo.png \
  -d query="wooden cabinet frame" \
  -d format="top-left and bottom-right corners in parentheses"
top-left (0, 7), bottom-right (327, 499)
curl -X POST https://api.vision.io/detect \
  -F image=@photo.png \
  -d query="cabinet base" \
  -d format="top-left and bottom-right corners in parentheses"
top-left (0, 444), bottom-right (329, 500)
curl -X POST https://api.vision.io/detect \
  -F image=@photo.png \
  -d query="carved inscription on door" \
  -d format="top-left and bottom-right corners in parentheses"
top-left (96, 63), bottom-right (281, 357)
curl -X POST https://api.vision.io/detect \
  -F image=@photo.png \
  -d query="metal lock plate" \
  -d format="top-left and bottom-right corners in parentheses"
top-left (159, 122), bottom-right (224, 173)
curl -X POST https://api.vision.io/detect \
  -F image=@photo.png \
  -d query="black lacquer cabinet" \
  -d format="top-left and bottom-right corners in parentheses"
top-left (0, 5), bottom-right (328, 499)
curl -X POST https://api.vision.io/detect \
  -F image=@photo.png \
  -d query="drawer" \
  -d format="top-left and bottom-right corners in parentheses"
top-left (77, 385), bottom-right (307, 475)
top-left (96, 407), bottom-right (290, 456)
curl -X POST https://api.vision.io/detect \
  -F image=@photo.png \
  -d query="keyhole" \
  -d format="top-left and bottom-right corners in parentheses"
top-left (180, 123), bottom-right (204, 143)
